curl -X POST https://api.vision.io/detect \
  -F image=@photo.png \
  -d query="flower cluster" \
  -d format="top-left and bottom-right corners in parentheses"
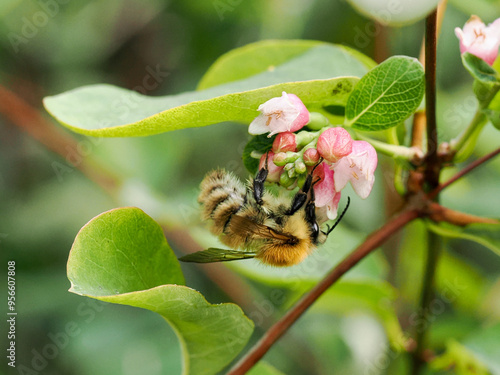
top-left (249, 92), bottom-right (378, 219)
top-left (455, 15), bottom-right (500, 66)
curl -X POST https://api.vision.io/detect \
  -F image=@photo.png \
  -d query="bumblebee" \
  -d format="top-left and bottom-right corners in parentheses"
top-left (179, 161), bottom-right (349, 267)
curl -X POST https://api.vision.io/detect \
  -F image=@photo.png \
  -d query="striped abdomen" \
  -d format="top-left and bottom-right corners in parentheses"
top-left (198, 170), bottom-right (247, 236)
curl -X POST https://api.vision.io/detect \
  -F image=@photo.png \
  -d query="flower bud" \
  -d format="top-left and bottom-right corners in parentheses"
top-left (306, 112), bottom-right (329, 130)
top-left (295, 130), bottom-right (316, 148)
top-left (273, 151), bottom-right (300, 166)
top-left (296, 173), bottom-right (307, 189)
top-left (272, 132), bottom-right (297, 153)
top-left (272, 152), bottom-right (288, 166)
top-left (294, 159), bottom-right (306, 174)
top-left (317, 127), bottom-right (353, 163)
top-left (258, 151), bottom-right (283, 183)
top-left (279, 171), bottom-right (294, 188)
top-left (303, 147), bottom-right (320, 166)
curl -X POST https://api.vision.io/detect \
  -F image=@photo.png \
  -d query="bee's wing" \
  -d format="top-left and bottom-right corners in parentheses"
top-left (178, 248), bottom-right (257, 263)
top-left (230, 215), bottom-right (296, 243)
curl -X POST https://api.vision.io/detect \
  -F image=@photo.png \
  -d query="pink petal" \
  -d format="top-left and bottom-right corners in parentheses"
top-left (286, 93), bottom-right (309, 132)
top-left (313, 162), bottom-right (336, 207)
top-left (455, 15), bottom-right (500, 66)
top-left (332, 141), bottom-right (377, 199)
top-left (326, 190), bottom-right (341, 220)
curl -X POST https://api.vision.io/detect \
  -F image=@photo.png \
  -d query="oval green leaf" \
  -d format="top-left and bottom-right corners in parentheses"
top-left (43, 41), bottom-right (373, 137)
top-left (68, 207), bottom-right (254, 375)
top-left (44, 79), bottom-right (358, 137)
top-left (431, 324), bottom-right (500, 375)
top-left (198, 39), bottom-right (376, 90)
top-left (345, 56), bottom-right (425, 131)
top-left (426, 221), bottom-right (500, 258)
top-left (462, 52), bottom-right (499, 84)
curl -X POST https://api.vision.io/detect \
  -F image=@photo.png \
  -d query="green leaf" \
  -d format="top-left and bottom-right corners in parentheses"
top-left (462, 52), bottom-right (499, 84)
top-left (345, 56), bottom-right (425, 131)
top-left (198, 39), bottom-right (376, 90)
top-left (68, 207), bottom-right (185, 294)
top-left (43, 41), bottom-right (371, 137)
top-left (242, 134), bottom-right (275, 175)
top-left (431, 340), bottom-right (490, 375)
top-left (426, 221), bottom-right (500, 257)
top-left (431, 324), bottom-right (500, 375)
top-left (68, 207), bottom-right (254, 375)
top-left (462, 323), bottom-right (500, 374)
top-left (44, 79), bottom-right (358, 138)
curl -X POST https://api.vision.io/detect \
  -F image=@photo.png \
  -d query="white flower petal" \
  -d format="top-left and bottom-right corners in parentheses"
top-left (248, 114), bottom-right (271, 135)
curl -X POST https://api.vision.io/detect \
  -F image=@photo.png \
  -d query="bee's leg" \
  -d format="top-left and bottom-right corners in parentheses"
top-left (287, 174), bottom-right (311, 215)
top-left (253, 151), bottom-right (269, 205)
top-left (287, 161), bottom-right (322, 215)
top-left (304, 179), bottom-right (321, 242)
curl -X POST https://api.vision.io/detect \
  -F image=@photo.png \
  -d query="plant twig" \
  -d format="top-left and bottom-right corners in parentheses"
top-left (424, 9), bottom-right (440, 190)
top-left (227, 208), bottom-right (420, 375)
top-left (427, 202), bottom-right (499, 225)
top-left (413, 0), bottom-right (447, 151)
top-left (412, 230), bottom-right (441, 374)
top-left (411, 111), bottom-right (427, 150)
top-left (412, 10), bottom-right (441, 375)
top-left (428, 147), bottom-right (500, 200)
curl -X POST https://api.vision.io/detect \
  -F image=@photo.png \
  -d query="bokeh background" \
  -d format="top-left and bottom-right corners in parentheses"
top-left (1, 0), bottom-right (500, 374)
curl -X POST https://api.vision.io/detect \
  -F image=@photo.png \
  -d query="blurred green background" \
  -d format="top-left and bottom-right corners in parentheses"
top-left (1, 0), bottom-right (500, 374)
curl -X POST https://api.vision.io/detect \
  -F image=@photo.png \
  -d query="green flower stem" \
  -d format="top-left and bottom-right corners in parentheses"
top-left (450, 110), bottom-right (488, 162)
top-left (393, 163), bottom-right (406, 196)
top-left (356, 133), bottom-right (423, 162)
top-left (387, 126), bottom-right (400, 145)
top-left (450, 84), bottom-right (500, 159)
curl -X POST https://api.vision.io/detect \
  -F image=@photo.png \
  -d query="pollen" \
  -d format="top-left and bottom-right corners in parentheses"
top-left (352, 171), bottom-right (359, 180)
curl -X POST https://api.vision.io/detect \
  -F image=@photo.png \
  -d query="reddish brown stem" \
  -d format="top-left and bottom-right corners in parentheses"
top-left (227, 208), bottom-right (420, 375)
top-left (428, 202), bottom-right (499, 226)
top-left (428, 147), bottom-right (500, 200)
top-left (424, 9), bottom-right (440, 191)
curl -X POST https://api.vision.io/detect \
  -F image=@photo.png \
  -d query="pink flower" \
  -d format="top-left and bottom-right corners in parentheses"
top-left (272, 132), bottom-right (297, 153)
top-left (455, 15), bottom-right (500, 65)
top-left (259, 151), bottom-right (283, 183)
top-left (249, 92), bottom-right (309, 137)
top-left (332, 141), bottom-right (377, 199)
top-left (313, 162), bottom-right (342, 220)
top-left (317, 127), bottom-right (353, 163)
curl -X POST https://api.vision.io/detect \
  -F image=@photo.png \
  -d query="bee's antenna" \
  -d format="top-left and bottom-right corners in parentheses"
top-left (323, 196), bottom-right (350, 236)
